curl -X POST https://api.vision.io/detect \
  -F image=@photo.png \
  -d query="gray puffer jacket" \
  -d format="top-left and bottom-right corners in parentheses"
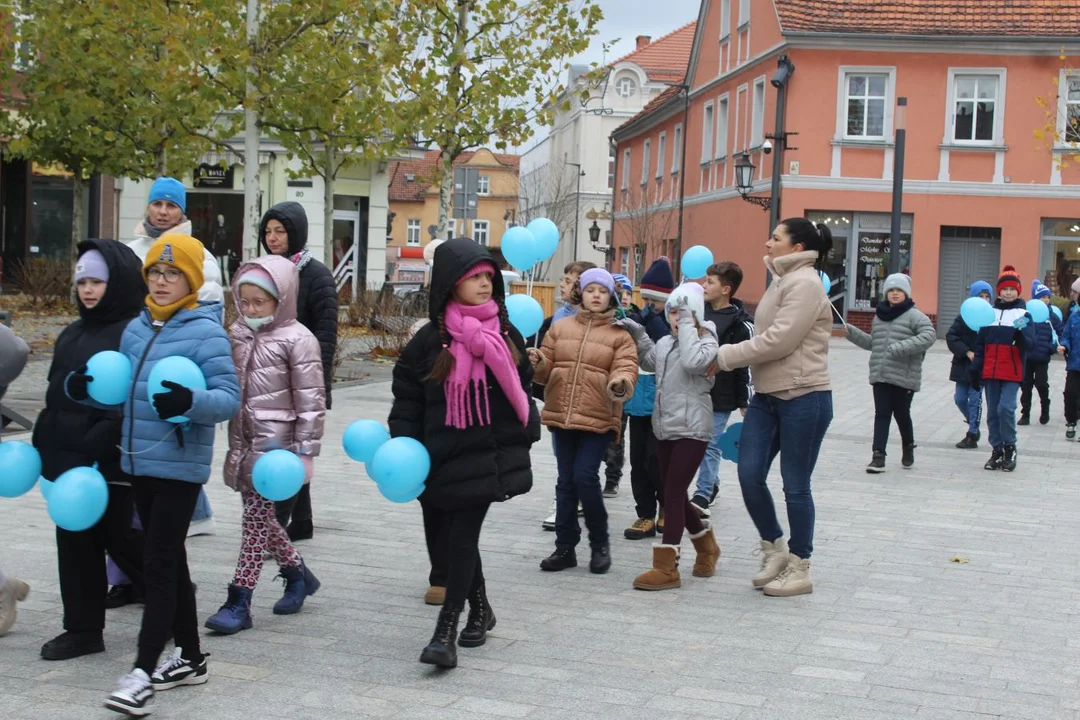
top-left (846, 306), bottom-right (936, 391)
top-left (633, 316), bottom-right (719, 442)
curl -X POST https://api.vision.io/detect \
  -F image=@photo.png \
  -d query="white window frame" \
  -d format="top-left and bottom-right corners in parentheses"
top-left (751, 77), bottom-right (766, 148)
top-left (738, 0), bottom-right (750, 28)
top-left (701, 101), bottom-right (715, 164)
top-left (641, 138), bottom-right (651, 184)
top-left (406, 219), bottom-right (421, 246)
top-left (734, 85), bottom-right (747, 153)
top-left (615, 75), bottom-right (637, 98)
top-left (835, 66), bottom-right (897, 143)
top-left (720, 0), bottom-right (731, 39)
top-left (621, 148), bottom-right (631, 189)
top-left (715, 94), bottom-right (730, 160)
top-left (608, 148), bottom-right (616, 189)
top-left (1057, 69), bottom-right (1080, 147)
top-left (472, 219), bottom-right (489, 246)
top-left (619, 248), bottom-right (630, 279)
top-left (656, 132), bottom-right (667, 179)
top-left (672, 123), bottom-right (683, 174)
top-left (477, 175), bottom-right (490, 196)
top-left (945, 68), bottom-right (1006, 147)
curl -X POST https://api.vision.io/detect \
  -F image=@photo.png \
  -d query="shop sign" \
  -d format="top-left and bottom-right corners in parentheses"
top-left (193, 163), bottom-right (234, 188)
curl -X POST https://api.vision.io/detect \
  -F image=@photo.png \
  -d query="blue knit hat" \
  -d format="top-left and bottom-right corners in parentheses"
top-left (148, 177), bottom-right (187, 213)
top-left (1032, 279), bottom-right (1052, 300)
top-left (639, 257), bottom-right (674, 302)
top-left (969, 281), bottom-right (993, 298)
top-left (611, 273), bottom-right (633, 294)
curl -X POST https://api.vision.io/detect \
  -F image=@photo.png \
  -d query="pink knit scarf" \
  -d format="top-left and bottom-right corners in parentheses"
top-left (443, 299), bottom-right (530, 430)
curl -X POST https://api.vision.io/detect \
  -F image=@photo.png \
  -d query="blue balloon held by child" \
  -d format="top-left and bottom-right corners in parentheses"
top-left (718, 422), bottom-right (743, 463)
top-left (1052, 305), bottom-right (1063, 322)
top-left (85, 350), bottom-right (132, 406)
top-left (368, 437), bottom-right (430, 503)
top-left (0, 440), bottom-right (42, 498)
top-left (960, 297), bottom-right (995, 331)
top-left (681, 245), bottom-right (714, 280)
top-left (252, 449), bottom-right (305, 502)
top-left (1026, 299), bottom-right (1050, 324)
top-left (820, 272), bottom-right (832, 295)
top-left (47, 466), bottom-right (108, 532)
top-left (148, 355), bottom-right (207, 424)
top-left (501, 226), bottom-right (538, 272)
top-left (342, 419), bottom-right (390, 464)
top-left (506, 293), bottom-right (545, 338)
top-left (526, 218), bottom-right (560, 263)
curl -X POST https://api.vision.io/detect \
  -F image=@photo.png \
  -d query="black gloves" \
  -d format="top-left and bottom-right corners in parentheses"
top-left (152, 381), bottom-right (193, 420)
top-left (67, 365), bottom-right (93, 402)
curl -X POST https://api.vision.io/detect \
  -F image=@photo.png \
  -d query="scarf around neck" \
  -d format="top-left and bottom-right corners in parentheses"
top-left (289, 248), bottom-right (313, 271)
top-left (876, 297), bottom-right (915, 322)
top-left (142, 216), bottom-right (187, 240)
top-left (146, 292), bottom-right (200, 324)
top-left (443, 299), bottom-right (530, 430)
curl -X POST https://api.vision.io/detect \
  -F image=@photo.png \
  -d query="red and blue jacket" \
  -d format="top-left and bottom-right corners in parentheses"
top-left (971, 298), bottom-right (1036, 383)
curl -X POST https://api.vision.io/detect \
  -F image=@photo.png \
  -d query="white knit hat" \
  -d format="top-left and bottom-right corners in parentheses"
top-left (666, 282), bottom-right (705, 323)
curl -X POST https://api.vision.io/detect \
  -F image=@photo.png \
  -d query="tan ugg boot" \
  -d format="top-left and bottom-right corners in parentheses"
top-left (633, 545), bottom-right (681, 591)
top-left (0, 578), bottom-right (29, 636)
top-left (752, 537), bottom-right (790, 588)
top-left (689, 524), bottom-right (721, 577)
top-left (424, 586), bottom-right (446, 606)
top-left (763, 556), bottom-right (813, 597)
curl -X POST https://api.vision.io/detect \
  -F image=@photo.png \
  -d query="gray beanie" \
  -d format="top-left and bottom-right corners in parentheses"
top-left (883, 273), bottom-right (911, 298)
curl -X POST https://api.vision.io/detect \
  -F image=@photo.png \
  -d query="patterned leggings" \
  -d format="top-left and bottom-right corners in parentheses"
top-left (233, 492), bottom-right (302, 590)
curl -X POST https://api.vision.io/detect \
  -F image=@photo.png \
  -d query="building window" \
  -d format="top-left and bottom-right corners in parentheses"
top-left (622, 148), bottom-right (631, 189)
top-left (1060, 72), bottom-right (1080, 144)
top-left (642, 138), bottom-right (651, 184)
top-left (477, 175), bottom-right (490, 196)
top-left (656, 133), bottom-right (666, 178)
top-left (472, 219), bottom-right (489, 246)
top-left (716, 95), bottom-right (729, 159)
top-left (845, 73), bottom-right (888, 139)
top-left (951, 72), bottom-right (1001, 144)
top-left (751, 79), bottom-right (766, 148)
top-left (738, 0), bottom-right (750, 26)
top-left (608, 149), bottom-right (616, 189)
top-left (672, 124), bottom-right (682, 173)
top-left (720, 0), bottom-right (731, 38)
top-left (616, 76), bottom-right (637, 98)
top-left (406, 219), bottom-right (421, 246)
top-left (701, 102), bottom-right (714, 163)
top-left (1040, 219), bottom-right (1080, 296)
top-left (620, 247), bottom-right (630, 279)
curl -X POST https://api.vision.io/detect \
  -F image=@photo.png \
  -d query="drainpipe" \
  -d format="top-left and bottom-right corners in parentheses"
top-left (674, 84), bottom-right (690, 278)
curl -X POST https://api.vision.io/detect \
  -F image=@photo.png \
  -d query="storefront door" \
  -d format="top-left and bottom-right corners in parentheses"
top-left (187, 191), bottom-right (244, 283)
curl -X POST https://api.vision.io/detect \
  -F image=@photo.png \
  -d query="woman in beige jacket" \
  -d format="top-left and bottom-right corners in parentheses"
top-left (714, 218), bottom-right (834, 598)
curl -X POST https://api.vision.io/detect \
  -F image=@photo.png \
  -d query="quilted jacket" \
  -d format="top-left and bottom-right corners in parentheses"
top-left (845, 304), bottom-right (936, 392)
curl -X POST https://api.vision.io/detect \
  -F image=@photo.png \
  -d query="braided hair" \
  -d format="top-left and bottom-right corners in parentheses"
top-left (424, 286), bottom-right (522, 384)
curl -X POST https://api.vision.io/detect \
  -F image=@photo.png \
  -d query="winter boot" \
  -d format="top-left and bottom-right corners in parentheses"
top-left (901, 443), bottom-right (916, 468)
top-left (1018, 413), bottom-right (1031, 426)
top-left (763, 556), bottom-right (813, 597)
top-left (458, 585), bottom-right (496, 648)
top-left (589, 544), bottom-right (611, 574)
top-left (273, 560), bottom-right (320, 615)
top-left (419, 606), bottom-right (460, 668)
top-left (689, 523), bottom-right (721, 577)
top-left (752, 537), bottom-right (790, 588)
top-left (1001, 444), bottom-right (1018, 472)
top-left (539, 548), bottom-right (577, 572)
top-left (955, 432), bottom-right (979, 449)
top-left (624, 517), bottom-right (656, 540)
top-left (204, 584), bottom-right (254, 634)
top-left (984, 447), bottom-right (1004, 471)
top-left (1068, 424), bottom-right (1078, 440)
top-left (1040, 403), bottom-right (1051, 425)
top-left (424, 586), bottom-right (446, 606)
top-left (40, 630), bottom-right (105, 660)
top-left (866, 451), bottom-right (886, 474)
top-left (656, 507), bottom-right (665, 534)
top-left (632, 545), bottom-right (681, 591)
top-left (286, 518), bottom-right (313, 542)
top-left (0, 577), bottom-right (28, 637)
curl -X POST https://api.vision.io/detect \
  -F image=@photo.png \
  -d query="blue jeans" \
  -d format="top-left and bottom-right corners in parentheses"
top-left (737, 391), bottom-right (832, 560)
top-left (191, 488), bottom-right (213, 522)
top-left (954, 381), bottom-right (982, 435)
top-left (984, 380), bottom-right (1020, 448)
top-left (694, 410), bottom-right (732, 499)
top-left (551, 428), bottom-right (611, 550)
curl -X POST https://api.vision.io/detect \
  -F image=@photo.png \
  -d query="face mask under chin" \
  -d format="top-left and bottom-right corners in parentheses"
top-left (244, 315), bottom-right (274, 331)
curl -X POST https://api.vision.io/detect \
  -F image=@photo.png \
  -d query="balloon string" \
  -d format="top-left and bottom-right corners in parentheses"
top-left (116, 426), bottom-right (185, 456)
top-left (830, 303), bottom-right (845, 325)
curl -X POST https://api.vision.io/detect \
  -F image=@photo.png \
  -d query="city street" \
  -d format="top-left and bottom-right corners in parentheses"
top-left (2, 338), bottom-right (1079, 719)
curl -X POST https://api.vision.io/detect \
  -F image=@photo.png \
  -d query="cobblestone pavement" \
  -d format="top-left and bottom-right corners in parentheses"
top-left (2, 339), bottom-right (1080, 719)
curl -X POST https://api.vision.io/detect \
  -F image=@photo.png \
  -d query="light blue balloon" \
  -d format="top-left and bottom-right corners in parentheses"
top-left (820, 272), bottom-right (832, 295)
top-left (1052, 305), bottom-right (1063, 322)
top-left (526, 218), bottom-right (560, 262)
top-left (147, 356), bottom-right (207, 424)
top-left (86, 350), bottom-right (132, 406)
top-left (960, 297), bottom-right (995, 331)
top-left (681, 245), bottom-right (714, 280)
top-left (47, 466), bottom-right (108, 532)
top-left (0, 441), bottom-right (42, 498)
top-left (506, 293), bottom-right (545, 338)
top-left (252, 449), bottom-right (306, 502)
top-left (40, 477), bottom-right (55, 501)
top-left (501, 226), bottom-right (538, 271)
top-left (1027, 299), bottom-right (1050, 324)
top-left (342, 419), bottom-right (390, 464)
top-left (717, 422), bottom-right (742, 463)
top-left (369, 437), bottom-right (430, 501)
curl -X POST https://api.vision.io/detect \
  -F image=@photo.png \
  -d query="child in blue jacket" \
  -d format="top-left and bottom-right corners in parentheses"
top-left (1058, 278), bottom-right (1080, 439)
top-left (69, 233), bottom-right (239, 716)
top-left (1020, 281), bottom-right (1059, 425)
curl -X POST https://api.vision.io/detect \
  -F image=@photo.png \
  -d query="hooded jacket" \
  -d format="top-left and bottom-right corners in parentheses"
top-left (704, 299), bottom-right (753, 411)
top-left (623, 304), bottom-right (670, 417)
top-left (259, 202), bottom-right (338, 408)
top-left (1028, 312), bottom-right (1057, 364)
top-left (127, 219), bottom-right (224, 303)
top-left (845, 302), bottom-right (936, 392)
top-left (223, 256), bottom-right (326, 493)
top-left (389, 238), bottom-right (541, 511)
top-left (1061, 308), bottom-right (1080, 372)
top-left (971, 298), bottom-right (1036, 383)
top-left (33, 240), bottom-right (145, 482)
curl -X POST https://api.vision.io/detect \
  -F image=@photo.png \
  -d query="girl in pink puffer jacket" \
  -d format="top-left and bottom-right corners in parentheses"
top-left (204, 255), bottom-right (326, 636)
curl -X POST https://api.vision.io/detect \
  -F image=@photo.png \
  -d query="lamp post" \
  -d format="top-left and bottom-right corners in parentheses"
top-left (567, 162), bottom-right (585, 259)
top-left (889, 97), bottom-right (907, 275)
top-left (734, 152), bottom-right (770, 210)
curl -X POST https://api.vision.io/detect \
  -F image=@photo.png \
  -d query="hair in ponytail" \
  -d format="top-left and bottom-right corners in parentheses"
top-left (778, 217), bottom-right (832, 271)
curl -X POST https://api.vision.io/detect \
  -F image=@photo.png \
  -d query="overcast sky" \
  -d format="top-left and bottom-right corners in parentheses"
top-left (570, 0), bottom-right (702, 67)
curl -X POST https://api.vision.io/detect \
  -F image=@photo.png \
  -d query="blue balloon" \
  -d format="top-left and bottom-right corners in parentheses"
top-left (681, 245), bottom-right (714, 280)
top-left (40, 477), bottom-right (55, 501)
top-left (47, 466), bottom-right (108, 532)
top-left (820, 272), bottom-right (832, 295)
top-left (0, 441), bottom-right (42, 498)
top-left (526, 218), bottom-right (560, 262)
top-left (960, 297), bottom-right (995, 332)
top-left (1027, 299), bottom-right (1050, 324)
top-left (342, 419), bottom-right (390, 464)
top-left (506, 293), bottom-right (545, 338)
top-left (86, 350), bottom-right (132, 406)
top-left (147, 356), bottom-right (207, 424)
top-left (252, 449), bottom-right (306, 502)
top-left (368, 437), bottom-right (429, 501)
top-left (1052, 305), bottom-right (1063, 322)
top-left (501, 226), bottom-right (538, 271)
top-left (717, 422), bottom-right (743, 463)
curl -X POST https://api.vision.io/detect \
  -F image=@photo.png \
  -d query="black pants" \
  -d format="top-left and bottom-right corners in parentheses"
top-left (57, 483), bottom-right (145, 633)
top-left (1020, 361), bottom-right (1050, 416)
top-left (131, 476), bottom-right (202, 674)
top-left (275, 483), bottom-right (312, 528)
top-left (603, 413), bottom-right (628, 483)
top-left (443, 503), bottom-right (490, 610)
top-left (872, 382), bottom-right (914, 454)
top-left (421, 499), bottom-right (450, 588)
top-left (1065, 370), bottom-right (1080, 424)
top-left (628, 415), bottom-right (663, 519)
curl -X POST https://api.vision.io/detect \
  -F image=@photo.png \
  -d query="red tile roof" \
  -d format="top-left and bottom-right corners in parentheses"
top-left (775, 0), bottom-right (1080, 37)
top-left (612, 22), bottom-right (696, 82)
top-left (388, 149), bottom-right (519, 202)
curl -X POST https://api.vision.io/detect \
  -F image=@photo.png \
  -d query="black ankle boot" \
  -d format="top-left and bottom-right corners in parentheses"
top-left (458, 586), bottom-right (496, 648)
top-left (420, 606), bottom-right (461, 668)
top-left (1017, 414), bottom-right (1030, 426)
top-left (540, 548), bottom-right (577, 572)
top-left (1001, 445), bottom-right (1017, 472)
top-left (955, 432), bottom-right (979, 449)
top-left (1040, 404), bottom-right (1051, 425)
top-left (984, 448), bottom-right (1003, 471)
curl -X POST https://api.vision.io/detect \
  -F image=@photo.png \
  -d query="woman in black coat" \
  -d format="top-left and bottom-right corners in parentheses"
top-left (390, 238), bottom-right (540, 669)
top-left (259, 201), bottom-right (338, 540)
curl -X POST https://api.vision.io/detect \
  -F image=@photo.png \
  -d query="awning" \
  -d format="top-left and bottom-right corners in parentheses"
top-left (398, 247), bottom-right (425, 259)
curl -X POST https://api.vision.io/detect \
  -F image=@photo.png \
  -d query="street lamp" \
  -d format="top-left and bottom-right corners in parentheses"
top-left (567, 162), bottom-right (585, 258)
top-left (735, 152), bottom-right (771, 210)
top-left (588, 219), bottom-right (602, 246)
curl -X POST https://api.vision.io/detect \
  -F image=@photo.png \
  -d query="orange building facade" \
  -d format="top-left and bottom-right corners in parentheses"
top-left (612, 0), bottom-right (1080, 333)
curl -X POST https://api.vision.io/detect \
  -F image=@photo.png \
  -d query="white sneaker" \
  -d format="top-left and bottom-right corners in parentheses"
top-left (187, 517), bottom-right (216, 538)
top-left (151, 647), bottom-right (209, 690)
top-left (105, 669), bottom-right (154, 716)
top-left (542, 501), bottom-right (556, 531)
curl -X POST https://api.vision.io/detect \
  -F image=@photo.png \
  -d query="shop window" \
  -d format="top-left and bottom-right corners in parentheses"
top-left (853, 213), bottom-right (913, 310)
top-left (806, 212), bottom-right (852, 320)
top-left (187, 191), bottom-right (244, 278)
top-left (1040, 218), bottom-right (1080, 296)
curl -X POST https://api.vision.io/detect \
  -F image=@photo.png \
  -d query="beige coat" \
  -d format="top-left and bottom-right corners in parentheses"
top-left (716, 251), bottom-right (832, 399)
top-left (533, 309), bottom-right (638, 436)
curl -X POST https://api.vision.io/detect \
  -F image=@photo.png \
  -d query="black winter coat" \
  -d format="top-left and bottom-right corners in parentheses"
top-left (32, 239), bottom-right (146, 482)
top-left (260, 201), bottom-right (338, 408)
top-left (389, 238), bottom-right (541, 511)
top-left (704, 299), bottom-right (753, 412)
top-left (945, 313), bottom-right (978, 383)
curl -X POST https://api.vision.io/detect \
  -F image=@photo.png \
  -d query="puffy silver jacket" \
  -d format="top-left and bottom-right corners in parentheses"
top-left (845, 306), bottom-right (936, 392)
top-left (634, 317), bottom-right (719, 442)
